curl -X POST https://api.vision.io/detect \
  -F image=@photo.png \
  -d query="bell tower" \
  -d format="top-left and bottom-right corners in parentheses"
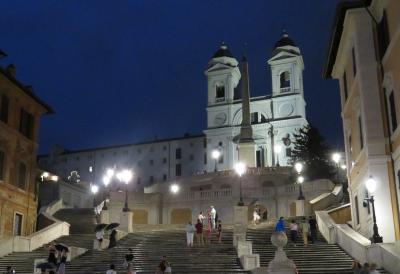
top-left (268, 31), bottom-right (305, 97)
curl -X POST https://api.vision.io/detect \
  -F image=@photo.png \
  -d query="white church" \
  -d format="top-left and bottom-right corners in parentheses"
top-left (38, 31), bottom-right (308, 189)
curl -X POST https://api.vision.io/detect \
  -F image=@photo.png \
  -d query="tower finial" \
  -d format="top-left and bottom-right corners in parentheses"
top-left (221, 41), bottom-right (227, 50)
top-left (282, 29), bottom-right (288, 37)
top-left (242, 42), bottom-right (248, 61)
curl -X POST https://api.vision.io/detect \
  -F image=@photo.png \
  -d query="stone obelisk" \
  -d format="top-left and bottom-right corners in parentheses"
top-left (238, 55), bottom-right (256, 167)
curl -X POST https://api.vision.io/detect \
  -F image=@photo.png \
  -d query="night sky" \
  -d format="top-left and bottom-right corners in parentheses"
top-left (0, 0), bottom-right (343, 154)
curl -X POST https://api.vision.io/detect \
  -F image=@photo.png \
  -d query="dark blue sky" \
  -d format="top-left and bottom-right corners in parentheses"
top-left (0, 0), bottom-right (343, 153)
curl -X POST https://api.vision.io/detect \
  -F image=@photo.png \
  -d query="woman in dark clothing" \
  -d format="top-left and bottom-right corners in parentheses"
top-left (108, 229), bottom-right (117, 249)
top-left (47, 243), bottom-right (58, 266)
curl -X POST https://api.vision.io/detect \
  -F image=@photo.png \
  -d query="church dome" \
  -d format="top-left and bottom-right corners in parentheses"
top-left (212, 42), bottom-right (234, 58)
top-left (274, 31), bottom-right (296, 48)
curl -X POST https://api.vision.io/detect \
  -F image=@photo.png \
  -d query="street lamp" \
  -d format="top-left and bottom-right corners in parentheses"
top-left (234, 162), bottom-right (246, 206)
top-left (91, 184), bottom-right (99, 207)
top-left (363, 176), bottom-right (383, 243)
top-left (170, 184), bottom-right (180, 194)
top-left (117, 169), bottom-right (133, 212)
top-left (102, 175), bottom-right (111, 210)
top-left (297, 176), bottom-right (305, 200)
top-left (294, 162), bottom-right (303, 174)
top-left (332, 152), bottom-right (341, 182)
top-left (212, 149), bottom-right (221, 172)
top-left (274, 144), bottom-right (282, 166)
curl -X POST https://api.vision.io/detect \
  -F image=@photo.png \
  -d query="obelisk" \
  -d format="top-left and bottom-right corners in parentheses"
top-left (238, 55), bottom-right (256, 167)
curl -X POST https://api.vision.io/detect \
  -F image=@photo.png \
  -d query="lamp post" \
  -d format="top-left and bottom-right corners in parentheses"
top-left (234, 162), bottom-right (246, 206)
top-left (332, 152), bottom-right (341, 182)
top-left (274, 144), bottom-right (282, 167)
top-left (102, 175), bottom-right (111, 210)
top-left (294, 162), bottom-right (305, 200)
top-left (212, 149), bottom-right (221, 172)
top-left (297, 176), bottom-right (305, 200)
top-left (363, 176), bottom-right (383, 243)
top-left (116, 169), bottom-right (133, 212)
top-left (90, 184), bottom-right (99, 207)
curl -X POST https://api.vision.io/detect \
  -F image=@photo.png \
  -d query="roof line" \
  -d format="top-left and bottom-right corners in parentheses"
top-left (323, 0), bottom-right (372, 79)
top-left (0, 67), bottom-right (54, 114)
top-left (38, 133), bottom-right (206, 157)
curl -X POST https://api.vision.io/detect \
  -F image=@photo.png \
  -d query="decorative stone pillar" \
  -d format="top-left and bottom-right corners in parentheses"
top-left (119, 211), bottom-right (133, 233)
top-left (233, 206), bottom-right (248, 246)
top-left (295, 200), bottom-right (305, 217)
top-left (268, 232), bottom-right (297, 274)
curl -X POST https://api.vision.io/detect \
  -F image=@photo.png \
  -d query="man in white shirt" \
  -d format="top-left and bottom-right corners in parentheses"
top-left (197, 211), bottom-right (205, 223)
top-left (210, 206), bottom-right (216, 230)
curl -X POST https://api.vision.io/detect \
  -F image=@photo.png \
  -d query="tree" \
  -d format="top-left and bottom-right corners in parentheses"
top-left (289, 124), bottom-right (334, 180)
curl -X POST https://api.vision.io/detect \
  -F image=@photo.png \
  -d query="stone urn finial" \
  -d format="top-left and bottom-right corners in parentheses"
top-left (268, 232), bottom-right (297, 274)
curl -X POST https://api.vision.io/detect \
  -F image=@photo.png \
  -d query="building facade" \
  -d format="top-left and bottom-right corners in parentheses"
top-left (0, 62), bottom-right (52, 239)
top-left (324, 0), bottom-right (400, 242)
top-left (38, 33), bottom-right (308, 189)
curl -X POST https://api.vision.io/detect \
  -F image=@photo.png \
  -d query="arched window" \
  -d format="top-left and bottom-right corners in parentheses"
top-left (216, 85), bottom-right (225, 102)
top-left (280, 71), bottom-right (290, 92)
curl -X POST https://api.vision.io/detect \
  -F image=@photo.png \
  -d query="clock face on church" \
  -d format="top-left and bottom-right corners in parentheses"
top-left (214, 113), bottom-right (227, 126)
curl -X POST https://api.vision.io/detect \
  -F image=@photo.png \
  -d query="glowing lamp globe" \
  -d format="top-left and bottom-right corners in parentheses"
top-left (91, 184), bottom-right (99, 194)
top-left (211, 150), bottom-right (221, 160)
top-left (234, 162), bottom-right (246, 177)
top-left (332, 153), bottom-right (341, 164)
top-left (294, 163), bottom-right (303, 174)
top-left (103, 175), bottom-right (110, 186)
top-left (170, 184), bottom-right (180, 194)
top-left (297, 176), bottom-right (305, 184)
top-left (365, 177), bottom-right (377, 194)
top-left (274, 144), bottom-right (282, 153)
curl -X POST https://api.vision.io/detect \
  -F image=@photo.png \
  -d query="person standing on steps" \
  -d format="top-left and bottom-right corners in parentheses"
top-left (4, 266), bottom-right (15, 274)
top-left (197, 211), bottom-right (205, 224)
top-left (185, 221), bottom-right (195, 247)
top-left (253, 208), bottom-right (261, 225)
top-left (299, 217), bottom-right (310, 246)
top-left (210, 206), bottom-right (216, 230)
top-left (289, 220), bottom-right (299, 246)
top-left (195, 219), bottom-right (204, 246)
top-left (56, 250), bottom-right (67, 274)
top-left (351, 260), bottom-right (362, 274)
top-left (204, 222), bottom-right (212, 245)
top-left (106, 264), bottom-right (117, 274)
top-left (217, 220), bottom-right (222, 243)
top-left (308, 216), bottom-right (318, 244)
top-left (360, 263), bottom-right (370, 274)
top-left (369, 263), bottom-right (381, 274)
top-left (158, 256), bottom-right (171, 274)
top-left (275, 217), bottom-right (285, 232)
top-left (96, 229), bottom-right (105, 250)
top-left (108, 228), bottom-right (117, 249)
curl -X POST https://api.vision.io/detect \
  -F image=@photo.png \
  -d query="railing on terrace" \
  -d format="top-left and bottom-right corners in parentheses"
top-left (169, 188), bottom-right (232, 201)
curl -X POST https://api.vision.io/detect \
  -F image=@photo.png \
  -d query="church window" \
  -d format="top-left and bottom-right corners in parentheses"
top-left (352, 47), bottom-right (357, 76)
top-left (388, 90), bottom-right (398, 132)
top-left (260, 114), bottom-right (267, 123)
top-left (203, 138), bottom-right (207, 148)
top-left (150, 176), bottom-right (154, 183)
top-left (216, 85), bottom-right (225, 102)
top-left (204, 153), bottom-right (207, 165)
top-left (280, 71), bottom-right (290, 92)
top-left (163, 158), bottom-right (167, 164)
top-left (251, 112), bottom-right (259, 124)
top-left (163, 174), bottom-right (167, 181)
top-left (285, 148), bottom-right (292, 157)
top-left (175, 148), bottom-right (182, 160)
top-left (175, 164), bottom-right (182, 176)
top-left (189, 154), bottom-right (194, 161)
top-left (150, 159), bottom-right (154, 165)
top-left (377, 10), bottom-right (390, 60)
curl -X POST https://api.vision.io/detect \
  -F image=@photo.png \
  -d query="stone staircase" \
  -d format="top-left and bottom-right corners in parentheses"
top-left (54, 208), bottom-right (97, 234)
top-left (247, 223), bottom-right (389, 274)
top-left (0, 234), bottom-right (94, 274)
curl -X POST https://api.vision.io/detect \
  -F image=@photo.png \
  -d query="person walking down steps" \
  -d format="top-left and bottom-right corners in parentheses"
top-left (195, 219), bottom-right (204, 245)
top-left (275, 217), bottom-right (285, 232)
top-left (289, 220), bottom-right (299, 246)
top-left (185, 221), bottom-right (195, 247)
top-left (299, 217), bottom-right (310, 246)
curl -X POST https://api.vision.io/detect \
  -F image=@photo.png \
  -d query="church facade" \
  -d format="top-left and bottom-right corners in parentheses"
top-left (38, 32), bottom-right (308, 188)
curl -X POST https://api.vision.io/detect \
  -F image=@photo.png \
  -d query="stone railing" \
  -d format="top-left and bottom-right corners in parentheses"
top-left (310, 184), bottom-right (343, 211)
top-left (316, 210), bottom-right (400, 274)
top-left (168, 188), bottom-right (232, 201)
top-left (39, 198), bottom-right (66, 216)
top-left (0, 214), bottom-right (70, 257)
